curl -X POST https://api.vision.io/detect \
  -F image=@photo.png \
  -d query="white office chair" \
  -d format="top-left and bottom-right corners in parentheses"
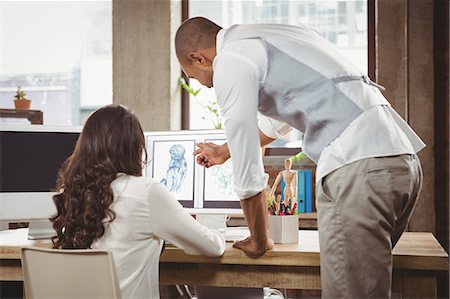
top-left (21, 247), bottom-right (122, 299)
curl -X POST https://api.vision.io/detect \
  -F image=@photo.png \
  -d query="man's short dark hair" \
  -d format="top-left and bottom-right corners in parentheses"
top-left (175, 17), bottom-right (222, 63)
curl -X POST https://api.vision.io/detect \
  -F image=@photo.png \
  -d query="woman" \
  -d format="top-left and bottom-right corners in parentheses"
top-left (50, 104), bottom-right (225, 299)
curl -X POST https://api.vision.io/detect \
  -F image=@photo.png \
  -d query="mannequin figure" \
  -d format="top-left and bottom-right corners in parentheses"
top-left (269, 158), bottom-right (297, 213)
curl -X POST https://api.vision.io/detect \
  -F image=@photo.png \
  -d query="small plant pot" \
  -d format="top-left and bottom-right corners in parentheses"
top-left (14, 99), bottom-right (31, 109)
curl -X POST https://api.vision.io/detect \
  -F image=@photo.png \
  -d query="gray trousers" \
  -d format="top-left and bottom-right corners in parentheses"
top-left (316, 154), bottom-right (423, 299)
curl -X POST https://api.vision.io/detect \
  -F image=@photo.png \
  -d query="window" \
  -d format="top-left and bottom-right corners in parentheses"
top-left (186, 0), bottom-right (369, 148)
top-left (0, 1), bottom-right (112, 126)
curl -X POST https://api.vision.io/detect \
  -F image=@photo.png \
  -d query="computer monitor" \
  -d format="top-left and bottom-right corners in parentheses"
top-left (144, 130), bottom-right (243, 215)
top-left (0, 127), bottom-right (243, 240)
top-left (0, 125), bottom-right (80, 239)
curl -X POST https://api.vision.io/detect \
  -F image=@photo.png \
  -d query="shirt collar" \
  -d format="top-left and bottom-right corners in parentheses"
top-left (216, 28), bottom-right (225, 53)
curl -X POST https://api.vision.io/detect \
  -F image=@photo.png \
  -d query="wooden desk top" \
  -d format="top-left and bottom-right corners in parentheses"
top-left (1, 228), bottom-right (448, 271)
top-left (0, 229), bottom-right (51, 259)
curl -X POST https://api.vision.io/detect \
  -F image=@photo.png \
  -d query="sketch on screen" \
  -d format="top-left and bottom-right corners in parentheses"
top-left (160, 144), bottom-right (187, 192)
top-left (210, 161), bottom-right (234, 196)
top-left (152, 140), bottom-right (195, 201)
top-left (204, 139), bottom-right (239, 201)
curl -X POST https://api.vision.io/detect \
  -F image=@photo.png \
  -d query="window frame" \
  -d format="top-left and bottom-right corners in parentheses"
top-left (181, 0), bottom-right (190, 130)
top-left (181, 0), bottom-right (376, 156)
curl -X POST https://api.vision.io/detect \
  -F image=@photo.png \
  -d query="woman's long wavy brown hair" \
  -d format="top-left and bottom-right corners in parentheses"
top-left (50, 104), bottom-right (147, 249)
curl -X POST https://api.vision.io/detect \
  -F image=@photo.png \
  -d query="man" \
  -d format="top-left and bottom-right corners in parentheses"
top-left (175, 17), bottom-right (425, 298)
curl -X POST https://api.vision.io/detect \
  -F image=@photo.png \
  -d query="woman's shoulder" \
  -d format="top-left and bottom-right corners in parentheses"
top-left (112, 174), bottom-right (160, 194)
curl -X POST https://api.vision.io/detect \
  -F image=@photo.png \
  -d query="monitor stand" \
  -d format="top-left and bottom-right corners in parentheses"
top-left (28, 220), bottom-right (55, 240)
top-left (196, 214), bottom-right (227, 235)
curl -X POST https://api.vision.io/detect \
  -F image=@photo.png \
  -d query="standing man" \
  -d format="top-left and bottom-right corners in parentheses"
top-left (175, 17), bottom-right (425, 298)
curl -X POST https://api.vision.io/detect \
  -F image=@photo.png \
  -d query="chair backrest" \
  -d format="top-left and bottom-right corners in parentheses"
top-left (21, 247), bottom-right (122, 299)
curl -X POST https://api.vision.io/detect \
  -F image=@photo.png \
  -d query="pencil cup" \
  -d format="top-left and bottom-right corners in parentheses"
top-left (268, 215), bottom-right (299, 244)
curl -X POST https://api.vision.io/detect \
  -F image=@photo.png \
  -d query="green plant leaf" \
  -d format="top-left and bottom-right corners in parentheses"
top-left (15, 87), bottom-right (27, 100)
top-left (291, 151), bottom-right (306, 163)
top-left (179, 77), bottom-right (201, 96)
top-left (179, 77), bottom-right (224, 129)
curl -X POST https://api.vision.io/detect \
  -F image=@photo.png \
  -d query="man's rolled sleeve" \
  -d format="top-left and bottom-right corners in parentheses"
top-left (213, 52), bottom-right (266, 199)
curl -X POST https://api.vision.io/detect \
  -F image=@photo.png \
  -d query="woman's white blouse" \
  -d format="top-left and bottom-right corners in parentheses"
top-left (92, 175), bottom-right (226, 299)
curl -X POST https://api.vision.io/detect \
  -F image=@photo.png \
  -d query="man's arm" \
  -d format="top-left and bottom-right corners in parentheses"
top-left (260, 129), bottom-right (278, 147)
top-left (234, 191), bottom-right (273, 256)
top-left (211, 44), bottom-right (273, 256)
top-left (193, 129), bottom-right (276, 168)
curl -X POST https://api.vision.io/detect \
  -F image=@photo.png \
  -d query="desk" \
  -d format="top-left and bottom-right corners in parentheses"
top-left (1, 229), bottom-right (447, 298)
top-left (0, 109), bottom-right (43, 124)
top-left (160, 230), bottom-right (448, 298)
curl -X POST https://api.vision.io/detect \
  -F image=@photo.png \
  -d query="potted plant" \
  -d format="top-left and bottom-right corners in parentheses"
top-left (179, 78), bottom-right (223, 129)
top-left (14, 86), bottom-right (31, 109)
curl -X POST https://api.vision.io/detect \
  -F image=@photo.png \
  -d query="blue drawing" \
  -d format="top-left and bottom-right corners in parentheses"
top-left (161, 144), bottom-right (187, 192)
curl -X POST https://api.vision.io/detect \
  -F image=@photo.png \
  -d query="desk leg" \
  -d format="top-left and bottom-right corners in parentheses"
top-left (403, 270), bottom-right (437, 298)
top-left (398, 270), bottom-right (437, 298)
top-left (392, 270), bottom-right (403, 299)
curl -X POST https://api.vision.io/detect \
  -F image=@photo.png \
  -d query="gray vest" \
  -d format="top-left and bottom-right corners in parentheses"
top-left (223, 25), bottom-right (389, 163)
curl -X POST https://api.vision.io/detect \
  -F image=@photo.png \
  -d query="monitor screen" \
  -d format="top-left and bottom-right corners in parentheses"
top-left (0, 130), bottom-right (79, 192)
top-left (144, 130), bottom-right (243, 214)
top-left (0, 125), bottom-right (80, 222)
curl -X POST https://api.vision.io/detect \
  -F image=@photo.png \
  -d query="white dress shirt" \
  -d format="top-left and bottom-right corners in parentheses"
top-left (212, 27), bottom-right (425, 199)
top-left (92, 174), bottom-right (225, 299)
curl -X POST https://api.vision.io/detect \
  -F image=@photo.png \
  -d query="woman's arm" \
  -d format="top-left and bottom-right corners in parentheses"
top-left (147, 183), bottom-right (225, 257)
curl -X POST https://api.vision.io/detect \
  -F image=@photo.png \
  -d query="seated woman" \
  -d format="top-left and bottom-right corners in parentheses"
top-left (50, 104), bottom-right (225, 299)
